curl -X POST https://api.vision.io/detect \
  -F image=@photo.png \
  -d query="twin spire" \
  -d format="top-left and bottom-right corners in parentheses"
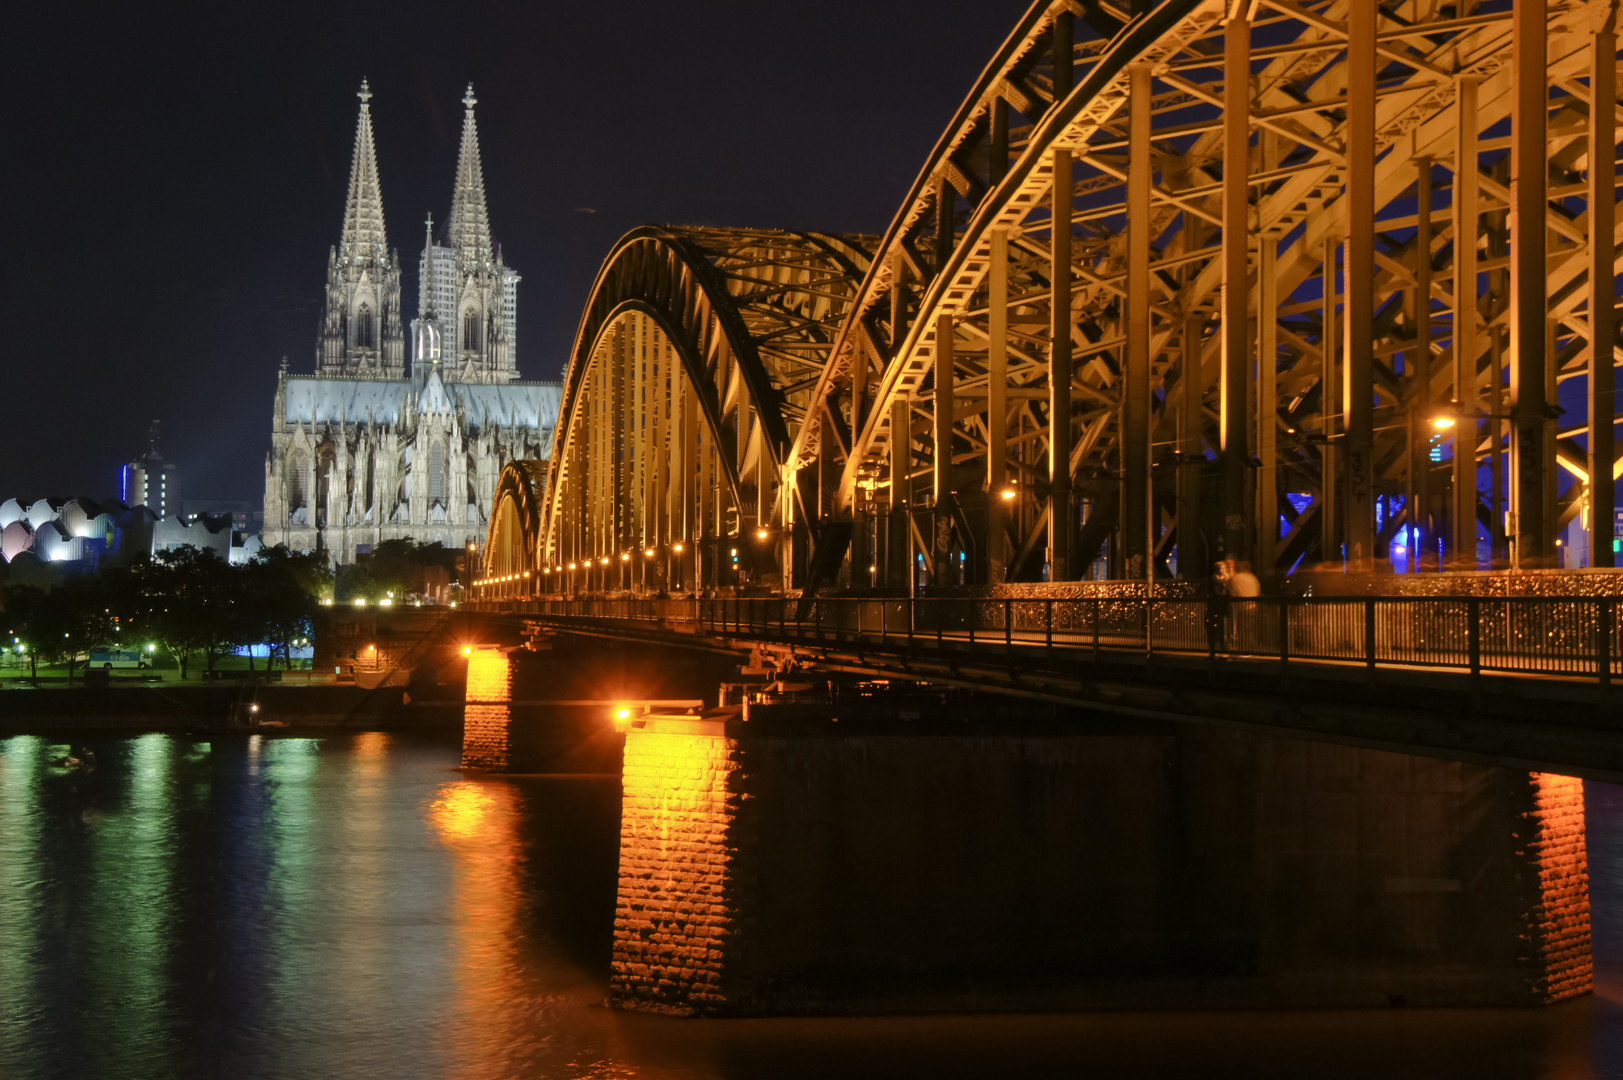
top-left (338, 79), bottom-right (387, 263)
top-left (447, 84), bottom-right (495, 268)
top-left (336, 79), bottom-right (495, 267)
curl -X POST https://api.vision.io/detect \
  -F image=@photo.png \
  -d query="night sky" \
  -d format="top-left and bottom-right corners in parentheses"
top-left (2, 0), bottom-right (1024, 506)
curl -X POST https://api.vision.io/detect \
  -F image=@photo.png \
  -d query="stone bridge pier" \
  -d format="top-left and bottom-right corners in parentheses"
top-left (456, 638), bottom-right (1591, 1014)
top-left (609, 712), bottom-right (1590, 1015)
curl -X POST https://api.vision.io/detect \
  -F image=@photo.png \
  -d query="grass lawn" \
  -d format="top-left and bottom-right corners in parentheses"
top-left (0, 653), bottom-right (313, 685)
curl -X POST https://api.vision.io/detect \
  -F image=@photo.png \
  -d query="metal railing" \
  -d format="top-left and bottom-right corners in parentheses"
top-left (490, 594), bottom-right (1620, 684)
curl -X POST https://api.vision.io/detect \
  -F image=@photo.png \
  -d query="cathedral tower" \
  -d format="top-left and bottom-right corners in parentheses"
top-left (415, 85), bottom-right (519, 384)
top-left (319, 80), bottom-right (405, 378)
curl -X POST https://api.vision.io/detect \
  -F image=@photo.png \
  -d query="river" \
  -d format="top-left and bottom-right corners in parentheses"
top-left (2, 731), bottom-right (1623, 1079)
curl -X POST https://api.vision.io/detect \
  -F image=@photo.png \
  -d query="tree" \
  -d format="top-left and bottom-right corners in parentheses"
top-left (342, 539), bottom-right (457, 602)
top-left (116, 548), bottom-right (237, 678)
top-left (3, 585), bottom-right (53, 678)
top-left (2, 577), bottom-right (117, 681)
top-left (241, 546), bottom-right (327, 670)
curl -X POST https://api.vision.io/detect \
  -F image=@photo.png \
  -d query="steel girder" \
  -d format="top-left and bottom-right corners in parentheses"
top-left (482, 459), bottom-right (547, 594)
top-left (533, 227), bottom-right (873, 591)
top-left (494, 0), bottom-right (1623, 598)
top-left (790, 0), bottom-right (1622, 585)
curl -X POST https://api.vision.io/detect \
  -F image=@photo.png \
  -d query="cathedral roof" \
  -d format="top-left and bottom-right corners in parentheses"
top-left (338, 79), bottom-right (389, 264)
top-left (445, 84), bottom-right (494, 268)
top-left (283, 377), bottom-right (561, 431)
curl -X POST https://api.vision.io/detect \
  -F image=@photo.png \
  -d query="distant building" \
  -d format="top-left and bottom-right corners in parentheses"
top-left (183, 497), bottom-right (263, 533)
top-left (122, 420), bottom-right (178, 519)
top-left (0, 497), bottom-right (260, 587)
top-left (261, 81), bottom-right (559, 565)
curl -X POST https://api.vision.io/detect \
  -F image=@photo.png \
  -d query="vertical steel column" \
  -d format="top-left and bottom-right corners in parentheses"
top-left (988, 227), bottom-right (1010, 583)
top-left (1455, 78), bottom-right (1480, 567)
top-left (1412, 158), bottom-right (1433, 570)
top-left (1220, 9), bottom-right (1251, 563)
top-left (1257, 230), bottom-right (1278, 574)
top-left (679, 375), bottom-right (696, 591)
top-left (631, 316), bottom-right (648, 560)
top-left (934, 313), bottom-right (955, 582)
top-left (1321, 236), bottom-right (1338, 558)
top-left (1591, 10), bottom-right (1617, 566)
top-left (1179, 219), bottom-right (1205, 579)
top-left (1125, 63), bottom-right (1153, 582)
top-left (1510, 0), bottom-right (1551, 567)
top-left (891, 398), bottom-right (912, 591)
top-left (650, 332), bottom-right (667, 561)
top-left (1050, 148), bottom-right (1073, 579)
top-left (1343, 0), bottom-right (1377, 571)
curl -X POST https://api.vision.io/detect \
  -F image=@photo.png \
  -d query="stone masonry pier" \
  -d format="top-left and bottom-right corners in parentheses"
top-left (608, 714), bottom-right (1590, 1015)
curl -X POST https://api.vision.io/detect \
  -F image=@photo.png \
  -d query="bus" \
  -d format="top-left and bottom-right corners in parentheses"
top-left (89, 650), bottom-right (150, 670)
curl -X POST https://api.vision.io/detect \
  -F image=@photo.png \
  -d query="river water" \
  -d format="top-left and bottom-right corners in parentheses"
top-left (3, 731), bottom-right (1623, 1079)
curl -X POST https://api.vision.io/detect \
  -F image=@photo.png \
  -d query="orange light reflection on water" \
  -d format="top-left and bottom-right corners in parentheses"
top-left (427, 778), bottom-right (532, 1078)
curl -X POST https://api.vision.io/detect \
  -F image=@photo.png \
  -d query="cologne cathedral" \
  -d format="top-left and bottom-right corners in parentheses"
top-left (261, 81), bottom-right (560, 563)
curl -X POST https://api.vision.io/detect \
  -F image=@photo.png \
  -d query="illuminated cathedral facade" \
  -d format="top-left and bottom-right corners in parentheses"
top-left (262, 81), bottom-right (559, 563)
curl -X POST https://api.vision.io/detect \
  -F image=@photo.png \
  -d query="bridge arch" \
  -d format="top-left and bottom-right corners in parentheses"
top-left (479, 459), bottom-right (547, 598)
top-left (537, 226), bottom-right (873, 593)
top-left (793, 0), bottom-right (1623, 586)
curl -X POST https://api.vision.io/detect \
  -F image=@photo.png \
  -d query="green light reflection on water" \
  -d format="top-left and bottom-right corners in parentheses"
top-left (84, 733), bottom-right (178, 1073)
top-left (0, 736), bottom-right (46, 1067)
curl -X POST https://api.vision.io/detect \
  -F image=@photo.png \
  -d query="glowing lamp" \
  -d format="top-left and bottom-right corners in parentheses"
top-left (462, 646), bottom-right (473, 656)
top-left (1000, 488), bottom-right (1018, 500)
top-left (379, 597), bottom-right (393, 607)
top-left (645, 548), bottom-right (655, 557)
top-left (1432, 416), bottom-right (1456, 430)
top-left (673, 543), bottom-right (684, 553)
top-left (354, 598), bottom-right (367, 607)
top-left (543, 568), bottom-right (551, 575)
top-left (616, 708), bottom-right (631, 720)
top-left (620, 553), bottom-right (630, 561)
top-left (249, 704), bottom-right (259, 714)
top-left (756, 529), bottom-right (769, 540)
top-left (601, 557), bottom-right (610, 565)
top-left (569, 563), bottom-right (577, 570)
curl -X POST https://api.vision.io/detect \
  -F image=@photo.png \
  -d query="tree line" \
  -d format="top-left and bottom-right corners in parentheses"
top-left (0, 538), bottom-right (465, 680)
top-left (2, 546), bottom-right (332, 680)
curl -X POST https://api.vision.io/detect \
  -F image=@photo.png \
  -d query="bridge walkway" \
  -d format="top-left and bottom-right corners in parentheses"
top-left (475, 594), bottom-right (1623, 783)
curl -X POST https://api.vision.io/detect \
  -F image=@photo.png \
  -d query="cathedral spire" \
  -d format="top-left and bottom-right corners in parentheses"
top-left (339, 79), bottom-right (388, 263)
top-left (446, 84), bottom-right (493, 268)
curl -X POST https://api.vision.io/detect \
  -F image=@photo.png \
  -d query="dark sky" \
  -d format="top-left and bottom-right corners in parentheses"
top-left (2, 0), bottom-right (1025, 506)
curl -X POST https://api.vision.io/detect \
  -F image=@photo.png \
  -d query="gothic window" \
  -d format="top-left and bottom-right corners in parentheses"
top-left (429, 443), bottom-right (446, 503)
top-left (355, 305), bottom-right (375, 350)
top-left (463, 309), bottom-right (481, 353)
top-left (364, 449), bottom-right (376, 512)
top-left (288, 450), bottom-right (308, 509)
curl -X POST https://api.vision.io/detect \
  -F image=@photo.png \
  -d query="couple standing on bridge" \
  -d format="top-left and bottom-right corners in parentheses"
top-left (1206, 559), bottom-right (1261, 655)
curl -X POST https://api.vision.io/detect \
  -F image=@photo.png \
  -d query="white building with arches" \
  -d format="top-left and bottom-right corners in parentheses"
top-left (261, 82), bottom-right (559, 564)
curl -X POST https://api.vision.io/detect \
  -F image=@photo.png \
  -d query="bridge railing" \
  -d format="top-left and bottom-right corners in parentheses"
top-left (495, 594), bottom-right (1619, 683)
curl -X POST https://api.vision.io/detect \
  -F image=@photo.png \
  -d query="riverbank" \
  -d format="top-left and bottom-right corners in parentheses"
top-left (0, 683), bottom-right (464, 733)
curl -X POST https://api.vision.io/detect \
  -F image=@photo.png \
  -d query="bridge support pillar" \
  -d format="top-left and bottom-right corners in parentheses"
top-left (461, 645), bottom-right (518, 771)
top-left (610, 719), bottom-right (1589, 1015)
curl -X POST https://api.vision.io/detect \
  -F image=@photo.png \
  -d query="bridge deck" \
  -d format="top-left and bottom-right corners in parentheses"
top-left (474, 594), bottom-right (1623, 783)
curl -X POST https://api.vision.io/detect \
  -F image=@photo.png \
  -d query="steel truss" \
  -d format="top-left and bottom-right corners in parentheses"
top-left (491, 0), bottom-right (1623, 596)
top-left (529, 227), bottom-right (873, 593)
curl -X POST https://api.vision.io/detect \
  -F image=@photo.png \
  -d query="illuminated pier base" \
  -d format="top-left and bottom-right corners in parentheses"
top-left (610, 718), bottom-right (1589, 1015)
top-left (460, 647), bottom-right (517, 771)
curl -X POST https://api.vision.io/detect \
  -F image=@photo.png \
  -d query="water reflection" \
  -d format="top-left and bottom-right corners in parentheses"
top-left (0, 732), bottom-right (1621, 1079)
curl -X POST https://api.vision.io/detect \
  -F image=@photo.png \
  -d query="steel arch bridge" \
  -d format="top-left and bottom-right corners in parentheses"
top-left (482, 0), bottom-right (1623, 600)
